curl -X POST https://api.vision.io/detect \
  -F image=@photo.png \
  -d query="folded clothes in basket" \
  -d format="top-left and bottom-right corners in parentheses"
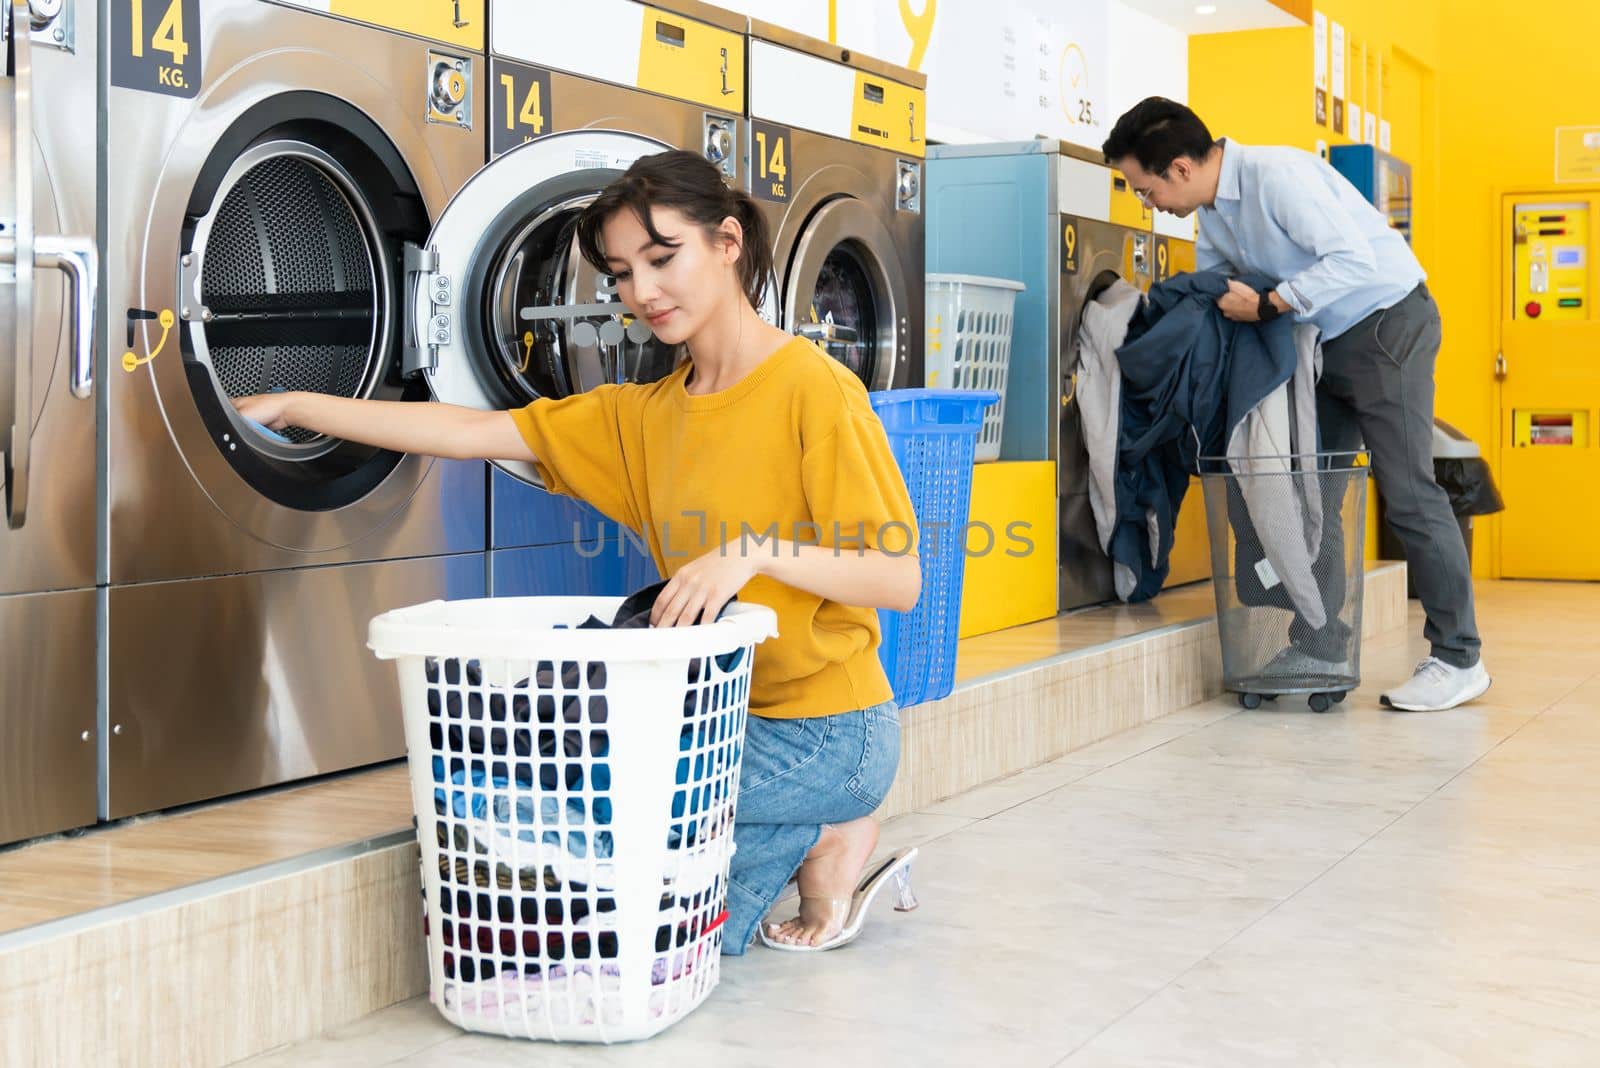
top-left (425, 581), bottom-right (748, 894)
top-left (440, 940), bottom-right (712, 1026)
top-left (434, 758), bottom-right (615, 861)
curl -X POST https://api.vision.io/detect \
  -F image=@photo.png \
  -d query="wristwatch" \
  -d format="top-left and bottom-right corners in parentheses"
top-left (1257, 289), bottom-right (1282, 322)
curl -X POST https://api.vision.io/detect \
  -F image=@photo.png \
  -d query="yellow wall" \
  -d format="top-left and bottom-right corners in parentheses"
top-left (1433, 3), bottom-right (1600, 574)
top-left (1189, 2), bottom-right (1439, 268)
top-left (1189, 1), bottom-right (1600, 576)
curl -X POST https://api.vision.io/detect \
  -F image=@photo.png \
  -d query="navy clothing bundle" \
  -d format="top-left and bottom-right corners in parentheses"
top-left (1108, 270), bottom-right (1301, 601)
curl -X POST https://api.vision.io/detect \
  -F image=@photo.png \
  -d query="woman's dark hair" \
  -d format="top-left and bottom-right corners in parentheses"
top-left (576, 149), bottom-right (774, 309)
top-left (1101, 97), bottom-right (1218, 175)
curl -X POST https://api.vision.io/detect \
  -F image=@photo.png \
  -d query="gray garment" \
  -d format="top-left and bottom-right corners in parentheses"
top-left (1292, 283), bottom-right (1482, 668)
top-left (1076, 279), bottom-right (1146, 600)
top-left (1225, 323), bottom-right (1325, 627)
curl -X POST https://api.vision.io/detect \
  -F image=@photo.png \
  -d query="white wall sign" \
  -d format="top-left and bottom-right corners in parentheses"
top-left (1313, 12), bottom-right (1328, 91)
top-left (1330, 20), bottom-right (1346, 133)
top-left (1364, 111), bottom-right (1377, 145)
top-left (1348, 102), bottom-right (1362, 145)
top-left (1313, 11), bottom-right (1328, 125)
top-left (853, 0), bottom-right (1112, 147)
top-left (1379, 118), bottom-right (1392, 152)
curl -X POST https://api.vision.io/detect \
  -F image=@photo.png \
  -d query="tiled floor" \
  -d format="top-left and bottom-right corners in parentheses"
top-left (236, 580), bottom-right (1600, 1067)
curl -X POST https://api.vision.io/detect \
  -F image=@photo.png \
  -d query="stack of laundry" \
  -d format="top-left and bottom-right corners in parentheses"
top-left (1076, 269), bottom-right (1326, 625)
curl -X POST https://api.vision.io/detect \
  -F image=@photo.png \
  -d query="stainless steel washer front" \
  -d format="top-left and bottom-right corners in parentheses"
top-left (106, 5), bottom-right (492, 578)
top-left (102, 0), bottom-right (488, 822)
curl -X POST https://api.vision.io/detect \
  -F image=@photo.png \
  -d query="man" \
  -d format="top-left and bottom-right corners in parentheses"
top-left (1102, 97), bottom-right (1489, 712)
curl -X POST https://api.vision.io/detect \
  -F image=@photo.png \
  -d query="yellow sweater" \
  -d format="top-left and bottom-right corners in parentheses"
top-left (509, 337), bottom-right (918, 719)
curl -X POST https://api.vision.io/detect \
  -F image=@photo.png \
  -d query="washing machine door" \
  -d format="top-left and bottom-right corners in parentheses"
top-left (413, 130), bottom-right (678, 487)
top-left (783, 195), bottom-right (907, 391)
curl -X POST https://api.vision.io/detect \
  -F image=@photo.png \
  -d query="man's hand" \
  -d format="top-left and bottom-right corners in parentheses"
top-left (1217, 279), bottom-right (1290, 323)
top-left (1217, 279), bottom-right (1262, 322)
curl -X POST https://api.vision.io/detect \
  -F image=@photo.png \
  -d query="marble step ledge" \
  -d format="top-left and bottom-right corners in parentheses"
top-left (879, 562), bottom-right (1409, 820)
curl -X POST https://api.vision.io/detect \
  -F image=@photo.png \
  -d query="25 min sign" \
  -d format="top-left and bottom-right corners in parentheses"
top-left (112, 0), bottom-right (202, 100)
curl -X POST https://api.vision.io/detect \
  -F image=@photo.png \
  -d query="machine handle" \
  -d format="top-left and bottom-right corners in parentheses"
top-left (3, 0), bottom-right (36, 529)
top-left (798, 321), bottom-right (860, 344)
top-left (35, 234), bottom-right (97, 399)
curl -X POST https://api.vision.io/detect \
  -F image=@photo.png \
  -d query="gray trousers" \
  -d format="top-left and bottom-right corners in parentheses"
top-left (1292, 283), bottom-right (1481, 668)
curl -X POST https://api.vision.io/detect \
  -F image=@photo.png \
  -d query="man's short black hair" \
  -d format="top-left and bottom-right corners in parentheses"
top-left (1102, 97), bottom-right (1217, 174)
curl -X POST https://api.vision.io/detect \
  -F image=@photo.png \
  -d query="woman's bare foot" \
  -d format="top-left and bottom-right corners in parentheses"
top-left (766, 817), bottom-right (880, 947)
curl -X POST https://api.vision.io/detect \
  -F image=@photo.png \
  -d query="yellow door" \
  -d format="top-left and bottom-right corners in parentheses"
top-left (1497, 191), bottom-right (1600, 579)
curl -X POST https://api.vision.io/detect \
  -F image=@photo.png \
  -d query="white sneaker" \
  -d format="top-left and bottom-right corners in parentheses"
top-left (1380, 657), bottom-right (1492, 712)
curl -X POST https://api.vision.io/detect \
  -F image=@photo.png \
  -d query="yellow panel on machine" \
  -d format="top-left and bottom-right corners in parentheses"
top-left (958, 462), bottom-right (1058, 639)
top-left (1108, 170), bottom-right (1153, 231)
top-left (1165, 477), bottom-right (1211, 588)
top-left (849, 72), bottom-right (925, 158)
top-left (272, 0), bottom-right (485, 50)
top-left (635, 5), bottom-right (745, 112)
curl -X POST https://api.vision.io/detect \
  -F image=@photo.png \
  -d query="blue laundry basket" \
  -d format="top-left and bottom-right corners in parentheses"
top-left (869, 389), bottom-right (1000, 707)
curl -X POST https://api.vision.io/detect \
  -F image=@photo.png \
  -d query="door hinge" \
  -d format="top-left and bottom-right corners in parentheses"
top-left (402, 243), bottom-right (447, 377)
top-left (1494, 350), bottom-right (1508, 380)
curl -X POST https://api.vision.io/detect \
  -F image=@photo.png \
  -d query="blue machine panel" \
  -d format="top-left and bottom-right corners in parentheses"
top-left (433, 459), bottom-right (489, 553)
top-left (490, 540), bottom-right (659, 598)
top-left (490, 470), bottom-right (657, 597)
top-left (926, 144), bottom-right (1054, 461)
top-left (1329, 144), bottom-right (1413, 243)
top-left (442, 552), bottom-right (489, 602)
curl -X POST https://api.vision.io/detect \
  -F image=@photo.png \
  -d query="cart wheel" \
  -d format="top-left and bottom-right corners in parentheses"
top-left (1331, 691), bottom-right (1348, 704)
top-left (1239, 692), bottom-right (1263, 710)
top-left (1309, 693), bottom-right (1332, 713)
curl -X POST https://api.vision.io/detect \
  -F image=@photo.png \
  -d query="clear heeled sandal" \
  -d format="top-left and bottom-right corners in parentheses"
top-left (758, 847), bottom-right (919, 953)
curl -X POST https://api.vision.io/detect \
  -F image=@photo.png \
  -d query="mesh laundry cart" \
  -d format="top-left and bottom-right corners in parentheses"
top-left (1198, 453), bottom-right (1368, 713)
top-left (924, 273), bottom-right (1024, 462)
top-left (369, 596), bottom-right (778, 1043)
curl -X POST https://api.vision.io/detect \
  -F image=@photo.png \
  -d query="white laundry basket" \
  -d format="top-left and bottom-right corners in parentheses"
top-left (369, 596), bottom-right (778, 1043)
top-left (924, 273), bottom-right (1025, 462)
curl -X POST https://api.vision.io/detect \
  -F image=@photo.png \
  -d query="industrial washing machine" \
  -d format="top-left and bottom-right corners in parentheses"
top-left (744, 18), bottom-right (924, 391)
top-left (1, 0), bottom-right (101, 844)
top-left (928, 140), bottom-right (1185, 612)
top-left (102, 0), bottom-right (489, 819)
top-left (480, 0), bottom-right (749, 599)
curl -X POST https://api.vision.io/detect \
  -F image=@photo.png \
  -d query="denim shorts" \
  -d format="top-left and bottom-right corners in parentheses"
top-left (722, 700), bottom-right (901, 955)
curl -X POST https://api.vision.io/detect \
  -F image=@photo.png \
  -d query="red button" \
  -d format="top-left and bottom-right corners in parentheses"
top-left (1526, 301), bottom-right (1542, 318)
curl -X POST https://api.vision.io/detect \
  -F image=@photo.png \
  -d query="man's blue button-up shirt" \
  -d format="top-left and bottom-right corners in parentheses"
top-left (1196, 139), bottom-right (1424, 341)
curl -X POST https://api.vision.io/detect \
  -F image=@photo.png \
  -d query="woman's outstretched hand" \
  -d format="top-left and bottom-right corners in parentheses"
top-left (227, 392), bottom-right (534, 462)
top-left (233, 392), bottom-right (297, 430)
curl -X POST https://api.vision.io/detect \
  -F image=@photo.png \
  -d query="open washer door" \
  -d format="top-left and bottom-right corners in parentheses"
top-left (781, 194), bottom-right (909, 392)
top-left (409, 129), bottom-right (677, 485)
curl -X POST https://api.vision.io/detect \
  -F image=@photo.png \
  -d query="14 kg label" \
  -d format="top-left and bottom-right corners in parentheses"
top-left (111, 0), bottom-right (202, 99)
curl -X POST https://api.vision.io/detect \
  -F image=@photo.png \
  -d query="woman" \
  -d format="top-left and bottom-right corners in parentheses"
top-left (236, 150), bottom-right (921, 954)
